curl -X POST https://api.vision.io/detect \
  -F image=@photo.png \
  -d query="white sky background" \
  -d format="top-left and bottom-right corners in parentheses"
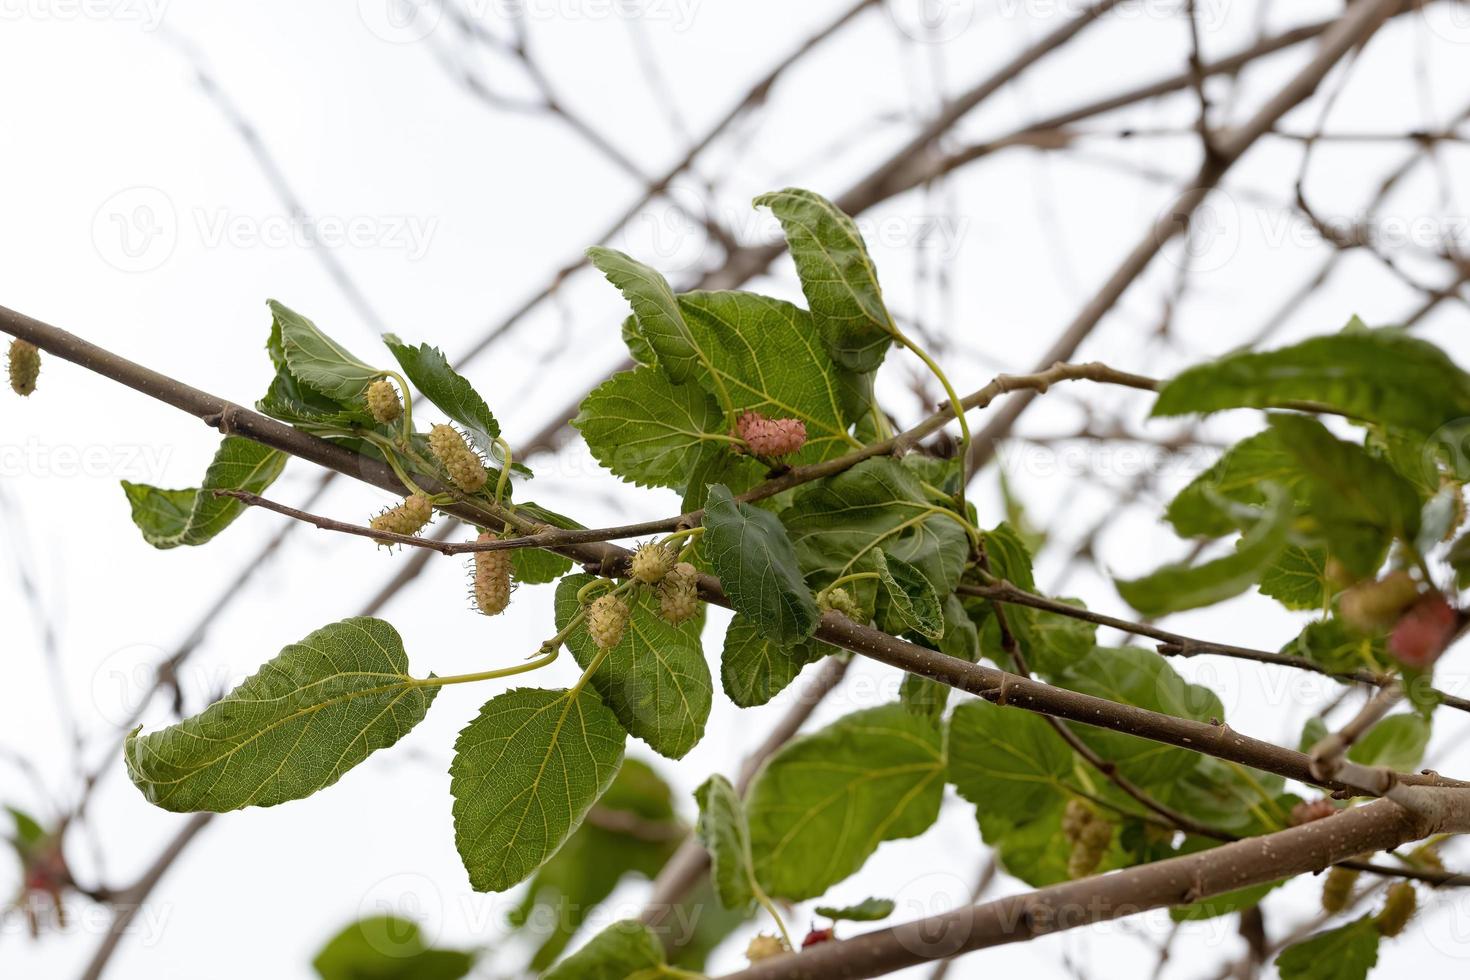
top-left (3, 0), bottom-right (1470, 976)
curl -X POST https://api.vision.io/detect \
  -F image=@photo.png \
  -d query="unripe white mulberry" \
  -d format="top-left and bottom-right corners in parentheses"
top-left (428, 423), bottom-right (487, 493)
top-left (366, 378), bottom-right (401, 424)
top-left (630, 541), bottom-right (676, 585)
top-left (1376, 881), bottom-right (1417, 938)
top-left (1321, 865), bottom-right (1360, 914)
top-left (820, 586), bottom-right (865, 622)
top-left (369, 493), bottom-right (433, 541)
top-left (1062, 799), bottom-right (1111, 879)
top-left (658, 562), bottom-right (700, 626)
top-left (745, 933), bottom-right (788, 962)
top-left (473, 533), bottom-right (512, 616)
top-left (588, 594), bottom-right (630, 650)
top-left (8, 339), bottom-right (39, 396)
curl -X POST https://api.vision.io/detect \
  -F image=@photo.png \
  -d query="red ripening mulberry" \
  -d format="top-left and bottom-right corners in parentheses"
top-left (1389, 591), bottom-right (1457, 668)
top-left (428, 423), bottom-right (488, 493)
top-left (1375, 882), bottom-right (1417, 938)
top-left (472, 534), bottom-right (512, 616)
top-left (1290, 799), bottom-right (1337, 825)
top-left (588, 594), bottom-right (630, 650)
top-left (657, 562), bottom-right (700, 626)
top-left (1320, 866), bottom-right (1360, 914)
top-left (735, 410), bottom-right (807, 457)
top-left (366, 378), bottom-right (401, 424)
top-left (630, 541), bottom-right (675, 584)
top-left (8, 339), bottom-right (40, 396)
top-left (369, 493), bottom-right (433, 542)
top-left (801, 927), bottom-right (835, 949)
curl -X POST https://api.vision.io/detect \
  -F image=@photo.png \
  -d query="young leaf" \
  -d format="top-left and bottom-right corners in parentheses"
top-left (1153, 327), bottom-right (1470, 435)
top-left (1165, 426), bottom-right (1310, 539)
top-left (814, 898), bottom-right (896, 922)
top-left (312, 917), bottom-right (475, 980)
top-left (1347, 714), bottom-right (1431, 772)
top-left (451, 687), bottom-right (625, 893)
top-left (124, 618), bottom-right (436, 811)
top-left (755, 187), bottom-right (894, 372)
top-left (703, 484), bottom-right (821, 645)
top-left (1115, 483), bottom-right (1292, 616)
top-left (544, 919), bottom-right (668, 980)
top-left (874, 548), bottom-right (944, 640)
top-left (693, 774), bottom-right (759, 911)
top-left (1258, 545), bottom-right (1332, 611)
top-left (746, 704), bottom-right (945, 900)
top-left (1275, 917), bottom-right (1381, 980)
top-left (587, 247), bottom-right (705, 385)
top-left (270, 299), bottom-right (381, 402)
top-left (382, 335), bottom-right (500, 451)
top-left (121, 436), bottom-right (287, 549)
top-left (555, 574), bottom-right (711, 760)
top-left (574, 366), bottom-right (724, 490)
top-left (720, 615), bottom-right (825, 708)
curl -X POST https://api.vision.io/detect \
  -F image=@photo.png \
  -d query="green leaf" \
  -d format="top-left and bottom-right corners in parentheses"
top-left (510, 759), bottom-right (681, 971)
top-left (694, 774), bottom-right (759, 911)
top-left (703, 484), bottom-right (820, 645)
top-left (451, 687), bottom-right (625, 892)
top-left (1259, 545), bottom-right (1332, 611)
top-left (1299, 716), bottom-right (1329, 754)
top-left (1269, 414), bottom-right (1422, 577)
top-left (382, 336), bottom-right (500, 452)
top-left (900, 594), bottom-right (981, 716)
top-left (874, 549), bottom-right (944, 640)
top-left (754, 187), bottom-right (894, 372)
top-left (257, 362), bottom-right (376, 431)
top-left (1282, 618), bottom-right (1387, 675)
top-left (124, 618), bottom-right (436, 811)
top-left (587, 247), bottom-right (705, 385)
top-left (1348, 714), bottom-right (1431, 772)
top-left (555, 575), bottom-right (711, 760)
top-left (121, 436), bottom-right (287, 549)
top-left (621, 314), bottom-right (658, 367)
top-left (544, 919), bottom-right (667, 980)
top-left (720, 615), bottom-right (825, 708)
top-left (972, 524), bottom-right (1095, 678)
top-left (1170, 876), bottom-right (1284, 922)
top-left (1166, 427), bottom-right (1310, 539)
top-left (1153, 327), bottom-right (1470, 436)
top-left (746, 704), bottom-right (945, 900)
top-left (1275, 917), bottom-right (1381, 980)
top-left (574, 366), bottom-right (724, 490)
top-left (814, 898), bottom-right (896, 922)
top-left (1116, 484), bottom-right (1292, 616)
top-left (270, 299), bottom-right (381, 402)
top-left (312, 916), bottom-right (475, 980)
top-left (6, 806), bottom-right (46, 851)
top-left (512, 548), bottom-right (574, 585)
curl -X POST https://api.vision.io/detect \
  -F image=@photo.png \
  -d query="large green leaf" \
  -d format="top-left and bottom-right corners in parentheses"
top-left (1153, 327), bottom-right (1470, 435)
top-left (555, 574), bottom-right (711, 760)
top-left (1115, 483), bottom-right (1292, 616)
top-left (694, 774), bottom-right (759, 911)
top-left (588, 247), bottom-right (705, 385)
top-left (703, 484), bottom-right (820, 645)
top-left (121, 435), bottom-right (287, 549)
top-left (874, 548), bottom-right (944, 640)
top-left (1275, 917), bottom-right (1381, 980)
top-left (450, 687), bottom-right (625, 892)
top-left (312, 917), bottom-right (475, 980)
top-left (754, 187), bottom-right (894, 372)
top-left (543, 919), bottom-right (669, 980)
top-left (720, 615), bottom-right (825, 708)
top-left (974, 524), bottom-right (1095, 678)
top-left (383, 335), bottom-right (500, 452)
top-left (1348, 714), bottom-right (1430, 772)
top-left (900, 593), bottom-right (981, 717)
top-left (1259, 545), bottom-right (1332, 611)
top-left (510, 759), bottom-right (681, 971)
top-left (1165, 426), bottom-right (1311, 538)
top-left (270, 299), bottom-right (381, 402)
top-left (574, 366), bottom-right (724, 490)
top-left (124, 618), bottom-right (436, 811)
top-left (746, 703), bottom-right (945, 900)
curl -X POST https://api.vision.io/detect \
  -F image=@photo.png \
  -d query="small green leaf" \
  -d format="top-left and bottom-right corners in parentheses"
top-left (1171, 877), bottom-right (1284, 922)
top-left (544, 919), bottom-right (667, 980)
top-left (720, 615), bottom-right (824, 708)
top-left (587, 247), bottom-right (704, 385)
top-left (1166, 426), bottom-right (1309, 539)
top-left (382, 336), bottom-right (500, 452)
top-left (1153, 326), bottom-right (1470, 436)
top-left (621, 314), bottom-right (658, 367)
top-left (121, 436), bottom-right (287, 549)
top-left (874, 549), bottom-right (944, 640)
top-left (703, 484), bottom-right (820, 645)
top-left (124, 618), bottom-right (436, 811)
top-left (694, 774), bottom-right (759, 911)
top-left (1283, 618), bottom-right (1387, 675)
top-left (270, 299), bottom-right (381, 402)
top-left (814, 898), bottom-right (896, 922)
top-left (451, 687), bottom-right (625, 892)
top-left (1116, 484), bottom-right (1292, 616)
top-left (512, 547), bottom-right (573, 585)
top-left (6, 807), bottom-right (46, 852)
top-left (1275, 917), bottom-right (1380, 980)
top-left (746, 704), bottom-right (945, 900)
top-left (1259, 545), bottom-right (1332, 611)
top-left (257, 363), bottom-right (376, 431)
top-left (574, 366), bottom-right (723, 490)
top-left (312, 917), bottom-right (475, 980)
top-left (1348, 714), bottom-right (1431, 772)
top-left (755, 187), bottom-right (894, 372)
top-left (555, 575), bottom-right (711, 760)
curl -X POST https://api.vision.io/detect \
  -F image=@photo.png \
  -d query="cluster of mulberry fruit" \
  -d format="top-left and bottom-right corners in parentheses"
top-left (472, 533), bottom-right (512, 616)
top-left (1320, 865), bottom-right (1360, 914)
top-left (588, 593), bottom-right (630, 650)
top-left (819, 586), bottom-right (865, 623)
top-left (735, 410), bottom-right (807, 457)
top-left (657, 561), bottom-right (700, 626)
top-left (630, 541), bottom-right (675, 585)
top-left (1061, 799), bottom-right (1112, 879)
top-left (428, 423), bottom-right (487, 493)
top-left (369, 493), bottom-right (433, 542)
top-left (366, 378), bottom-right (402, 424)
top-left (1375, 882), bottom-right (1417, 938)
top-left (8, 339), bottom-right (39, 396)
